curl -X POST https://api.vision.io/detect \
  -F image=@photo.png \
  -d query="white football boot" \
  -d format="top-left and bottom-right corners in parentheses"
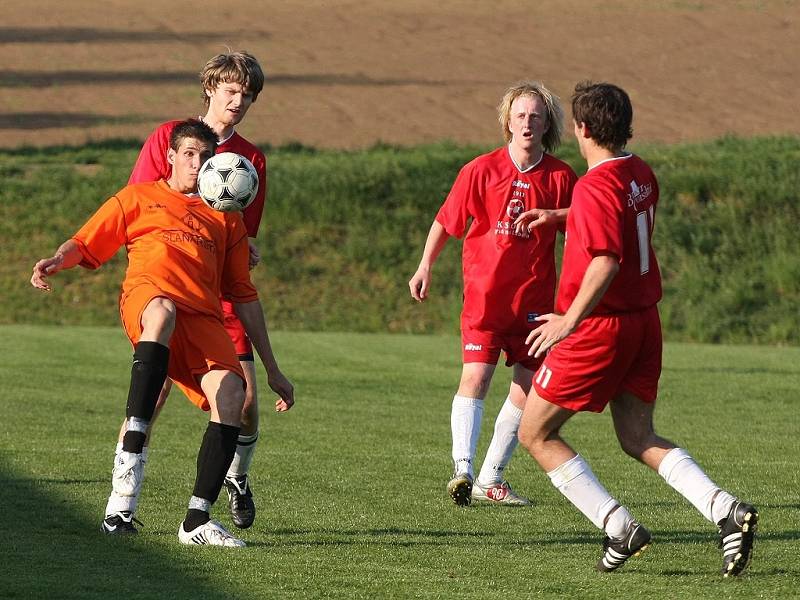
top-left (178, 520), bottom-right (246, 547)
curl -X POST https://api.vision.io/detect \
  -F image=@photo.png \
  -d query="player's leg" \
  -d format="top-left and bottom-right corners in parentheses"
top-left (518, 389), bottom-right (650, 572)
top-left (178, 368), bottom-right (246, 547)
top-left (103, 296), bottom-right (174, 534)
top-left (610, 392), bottom-right (758, 576)
top-left (448, 360), bottom-right (496, 506)
top-left (223, 357), bottom-right (259, 528)
top-left (473, 362), bottom-right (534, 506)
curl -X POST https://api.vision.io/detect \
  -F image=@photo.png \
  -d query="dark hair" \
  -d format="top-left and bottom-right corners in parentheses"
top-left (169, 118), bottom-right (218, 152)
top-left (571, 82), bottom-right (633, 150)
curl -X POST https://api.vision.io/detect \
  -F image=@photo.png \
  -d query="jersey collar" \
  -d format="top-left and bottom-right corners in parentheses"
top-left (507, 144), bottom-right (544, 173)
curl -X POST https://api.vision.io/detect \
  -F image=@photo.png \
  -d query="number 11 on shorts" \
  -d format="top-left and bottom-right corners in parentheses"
top-left (535, 364), bottom-right (553, 389)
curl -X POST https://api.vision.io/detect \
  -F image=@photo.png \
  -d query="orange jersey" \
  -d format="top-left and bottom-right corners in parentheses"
top-left (72, 180), bottom-right (258, 319)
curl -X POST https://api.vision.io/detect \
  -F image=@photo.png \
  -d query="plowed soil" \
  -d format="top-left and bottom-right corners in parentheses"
top-left (1, 0), bottom-right (797, 149)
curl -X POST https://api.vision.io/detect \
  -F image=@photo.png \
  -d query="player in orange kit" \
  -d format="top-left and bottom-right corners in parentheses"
top-left (31, 119), bottom-right (292, 546)
top-left (118, 51), bottom-right (292, 531)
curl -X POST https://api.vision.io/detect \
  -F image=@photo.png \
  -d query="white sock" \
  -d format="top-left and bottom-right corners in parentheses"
top-left (105, 491), bottom-right (137, 515)
top-left (547, 454), bottom-right (633, 537)
top-left (477, 396), bottom-right (522, 485)
top-left (658, 447), bottom-right (736, 524)
top-left (226, 432), bottom-right (259, 479)
top-left (451, 395), bottom-right (484, 477)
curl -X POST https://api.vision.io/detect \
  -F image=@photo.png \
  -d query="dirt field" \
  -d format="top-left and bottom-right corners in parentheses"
top-left (1, 0), bottom-right (797, 149)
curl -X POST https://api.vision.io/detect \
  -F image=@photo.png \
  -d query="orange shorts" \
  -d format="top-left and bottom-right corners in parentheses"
top-left (120, 284), bottom-right (245, 411)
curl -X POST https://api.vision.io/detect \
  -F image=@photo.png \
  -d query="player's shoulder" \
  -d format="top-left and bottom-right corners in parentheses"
top-left (470, 146), bottom-right (507, 167)
top-left (223, 132), bottom-right (266, 162)
top-left (458, 147), bottom-right (508, 177)
top-left (147, 120), bottom-right (181, 139)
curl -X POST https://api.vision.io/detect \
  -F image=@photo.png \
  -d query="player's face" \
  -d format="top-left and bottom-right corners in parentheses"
top-left (508, 94), bottom-right (548, 153)
top-left (168, 137), bottom-right (214, 194)
top-left (205, 81), bottom-right (255, 127)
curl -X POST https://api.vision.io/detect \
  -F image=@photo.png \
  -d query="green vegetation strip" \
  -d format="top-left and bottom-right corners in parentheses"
top-left (2, 136), bottom-right (798, 343)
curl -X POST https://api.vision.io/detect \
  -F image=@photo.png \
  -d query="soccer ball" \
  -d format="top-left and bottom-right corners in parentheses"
top-left (197, 152), bottom-right (259, 212)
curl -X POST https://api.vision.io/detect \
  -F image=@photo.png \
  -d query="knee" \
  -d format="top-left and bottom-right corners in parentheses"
top-left (458, 372), bottom-right (492, 399)
top-left (617, 429), bottom-right (653, 459)
top-left (518, 420), bottom-right (546, 457)
top-left (222, 376), bottom-right (246, 414)
top-left (141, 297), bottom-right (177, 338)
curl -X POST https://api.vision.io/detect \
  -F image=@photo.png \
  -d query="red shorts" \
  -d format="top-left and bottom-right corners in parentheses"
top-left (533, 305), bottom-right (662, 412)
top-left (461, 325), bottom-right (543, 371)
top-left (221, 299), bottom-right (253, 358)
top-left (120, 284), bottom-right (245, 411)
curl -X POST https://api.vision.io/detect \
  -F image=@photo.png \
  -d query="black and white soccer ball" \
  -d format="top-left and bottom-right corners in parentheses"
top-left (198, 152), bottom-right (259, 212)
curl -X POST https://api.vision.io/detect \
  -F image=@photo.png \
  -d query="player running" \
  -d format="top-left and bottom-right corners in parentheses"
top-left (107, 51), bottom-right (292, 533)
top-left (31, 119), bottom-right (290, 547)
top-left (517, 82), bottom-right (757, 575)
top-left (409, 82), bottom-right (576, 506)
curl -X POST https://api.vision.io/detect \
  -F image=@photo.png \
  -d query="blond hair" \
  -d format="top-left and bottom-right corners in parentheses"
top-left (200, 51), bottom-right (265, 105)
top-left (497, 81), bottom-right (564, 152)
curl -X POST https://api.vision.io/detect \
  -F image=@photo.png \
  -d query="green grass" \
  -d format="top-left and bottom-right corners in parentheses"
top-left (0, 326), bottom-right (797, 598)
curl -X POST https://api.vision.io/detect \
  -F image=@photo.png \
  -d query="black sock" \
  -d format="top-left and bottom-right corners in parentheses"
top-left (183, 509), bottom-right (211, 532)
top-left (122, 341), bottom-right (169, 453)
top-left (192, 422), bottom-right (240, 505)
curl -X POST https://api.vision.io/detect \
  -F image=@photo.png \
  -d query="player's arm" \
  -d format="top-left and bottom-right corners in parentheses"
top-left (527, 254), bottom-right (619, 358)
top-left (513, 207), bottom-right (569, 234)
top-left (30, 239), bottom-right (84, 291)
top-left (244, 154), bottom-right (267, 269)
top-left (409, 220), bottom-right (451, 302)
top-left (233, 300), bottom-right (295, 412)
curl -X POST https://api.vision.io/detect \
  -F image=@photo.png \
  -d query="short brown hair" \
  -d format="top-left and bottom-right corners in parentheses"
top-left (200, 51), bottom-right (265, 105)
top-left (571, 82), bottom-right (633, 151)
top-left (169, 118), bottom-right (218, 152)
top-left (497, 81), bottom-right (564, 152)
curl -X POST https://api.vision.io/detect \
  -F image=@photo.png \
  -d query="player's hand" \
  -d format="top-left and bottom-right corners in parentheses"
top-left (526, 313), bottom-right (575, 358)
top-left (409, 268), bottom-right (431, 302)
top-left (248, 240), bottom-right (261, 270)
top-left (30, 255), bottom-right (64, 291)
top-left (267, 369), bottom-right (295, 412)
top-left (513, 209), bottom-right (553, 234)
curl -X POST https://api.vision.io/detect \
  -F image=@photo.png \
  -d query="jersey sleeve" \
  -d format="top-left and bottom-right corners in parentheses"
top-left (241, 152), bottom-right (267, 237)
top-left (556, 166), bottom-right (579, 233)
top-left (221, 216), bottom-right (259, 303)
top-left (129, 123), bottom-right (173, 184)
top-left (571, 179), bottom-right (623, 261)
top-left (71, 195), bottom-right (128, 269)
top-left (435, 161), bottom-right (482, 238)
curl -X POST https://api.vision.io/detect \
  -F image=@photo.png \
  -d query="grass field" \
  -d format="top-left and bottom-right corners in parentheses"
top-left (1, 325), bottom-right (797, 599)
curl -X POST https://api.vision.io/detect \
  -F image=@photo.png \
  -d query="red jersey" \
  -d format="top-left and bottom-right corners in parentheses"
top-left (436, 147), bottom-right (576, 333)
top-left (556, 154), bottom-right (662, 315)
top-left (72, 180), bottom-right (258, 320)
top-left (129, 120), bottom-right (267, 237)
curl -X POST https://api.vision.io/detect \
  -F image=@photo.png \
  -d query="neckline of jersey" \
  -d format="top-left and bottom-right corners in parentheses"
top-left (506, 145), bottom-right (544, 174)
top-left (587, 153), bottom-right (633, 171)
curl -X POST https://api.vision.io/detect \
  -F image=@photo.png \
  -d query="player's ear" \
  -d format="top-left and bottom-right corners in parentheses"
top-left (167, 147), bottom-right (176, 166)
